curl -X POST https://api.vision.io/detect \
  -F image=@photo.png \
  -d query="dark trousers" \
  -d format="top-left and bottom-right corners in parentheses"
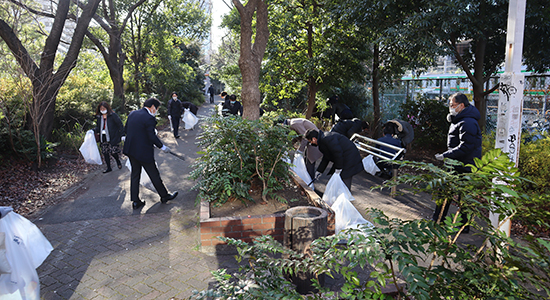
top-left (171, 115), bottom-right (180, 137)
top-left (342, 176), bottom-right (352, 192)
top-left (305, 157), bottom-right (315, 180)
top-left (104, 152), bottom-right (120, 170)
top-left (128, 155), bottom-right (169, 202)
top-left (209, 93), bottom-right (214, 103)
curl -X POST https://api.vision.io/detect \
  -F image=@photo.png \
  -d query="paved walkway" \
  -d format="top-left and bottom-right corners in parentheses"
top-left (31, 96), bottom-right (443, 299)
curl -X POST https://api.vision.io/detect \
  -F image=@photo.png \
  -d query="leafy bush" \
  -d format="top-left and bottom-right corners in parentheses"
top-left (193, 149), bottom-right (550, 299)
top-left (519, 135), bottom-right (550, 192)
top-left (190, 115), bottom-right (294, 206)
top-left (398, 95), bottom-right (448, 150)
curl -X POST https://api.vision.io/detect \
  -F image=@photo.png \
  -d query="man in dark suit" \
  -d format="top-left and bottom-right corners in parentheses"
top-left (304, 129), bottom-right (363, 191)
top-left (123, 98), bottom-right (178, 210)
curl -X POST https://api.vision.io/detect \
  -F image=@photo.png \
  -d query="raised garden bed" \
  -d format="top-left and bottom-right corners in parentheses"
top-left (199, 170), bottom-right (335, 254)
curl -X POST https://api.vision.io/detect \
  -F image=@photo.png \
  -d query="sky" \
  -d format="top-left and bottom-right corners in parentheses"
top-left (210, 0), bottom-right (232, 49)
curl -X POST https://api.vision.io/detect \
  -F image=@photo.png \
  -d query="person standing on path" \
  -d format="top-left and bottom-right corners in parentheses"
top-left (283, 118), bottom-right (323, 179)
top-left (433, 92), bottom-right (482, 232)
top-left (123, 98), bottom-right (178, 210)
top-left (208, 84), bottom-right (215, 103)
top-left (304, 129), bottom-right (363, 191)
top-left (168, 92), bottom-right (183, 138)
top-left (94, 102), bottom-right (124, 173)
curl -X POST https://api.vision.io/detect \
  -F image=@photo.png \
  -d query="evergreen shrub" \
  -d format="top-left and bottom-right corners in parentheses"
top-left (190, 115), bottom-right (294, 206)
top-left (399, 96), bottom-right (448, 150)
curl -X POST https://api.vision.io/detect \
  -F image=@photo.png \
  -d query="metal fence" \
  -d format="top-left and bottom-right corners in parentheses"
top-left (377, 74), bottom-right (550, 131)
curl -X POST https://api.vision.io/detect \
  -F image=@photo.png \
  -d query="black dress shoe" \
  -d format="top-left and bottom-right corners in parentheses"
top-left (103, 168), bottom-right (112, 173)
top-left (161, 191), bottom-right (178, 203)
top-left (132, 200), bottom-right (145, 210)
top-left (116, 160), bottom-right (122, 169)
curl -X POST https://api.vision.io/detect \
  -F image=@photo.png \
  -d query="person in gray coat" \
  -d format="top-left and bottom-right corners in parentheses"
top-left (284, 118), bottom-right (323, 179)
top-left (304, 129), bottom-right (363, 191)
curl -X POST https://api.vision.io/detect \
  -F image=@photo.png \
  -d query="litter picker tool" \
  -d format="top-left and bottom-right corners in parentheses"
top-left (168, 151), bottom-right (185, 161)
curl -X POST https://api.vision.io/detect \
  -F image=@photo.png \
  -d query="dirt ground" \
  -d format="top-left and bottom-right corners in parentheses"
top-left (209, 178), bottom-right (311, 218)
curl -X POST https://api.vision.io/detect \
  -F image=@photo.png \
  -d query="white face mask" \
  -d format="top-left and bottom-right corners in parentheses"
top-left (172, 96), bottom-right (177, 100)
top-left (100, 110), bottom-right (107, 115)
top-left (449, 106), bottom-right (458, 116)
top-left (147, 107), bottom-right (157, 117)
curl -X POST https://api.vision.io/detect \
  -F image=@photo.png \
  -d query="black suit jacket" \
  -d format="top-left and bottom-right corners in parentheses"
top-left (316, 131), bottom-right (363, 179)
top-left (94, 113), bottom-right (124, 145)
top-left (123, 108), bottom-right (163, 163)
top-left (331, 118), bottom-right (363, 139)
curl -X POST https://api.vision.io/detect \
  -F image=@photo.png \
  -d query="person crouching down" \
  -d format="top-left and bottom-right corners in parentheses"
top-left (304, 129), bottom-right (363, 191)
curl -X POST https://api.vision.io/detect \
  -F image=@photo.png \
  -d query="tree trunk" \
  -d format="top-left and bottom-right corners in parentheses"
top-left (305, 77), bottom-right (318, 119)
top-left (0, 0), bottom-right (101, 141)
top-left (372, 44), bottom-right (381, 139)
top-left (233, 0), bottom-right (269, 121)
top-left (472, 37), bottom-right (487, 133)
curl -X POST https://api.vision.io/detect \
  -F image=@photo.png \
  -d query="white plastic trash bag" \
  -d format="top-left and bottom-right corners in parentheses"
top-left (182, 108), bottom-right (198, 130)
top-left (0, 206), bottom-right (53, 300)
top-left (125, 159), bottom-right (157, 192)
top-left (331, 194), bottom-right (372, 234)
top-left (291, 153), bottom-right (314, 189)
top-left (363, 154), bottom-right (380, 175)
top-left (79, 130), bottom-right (102, 165)
top-left (322, 173), bottom-right (354, 206)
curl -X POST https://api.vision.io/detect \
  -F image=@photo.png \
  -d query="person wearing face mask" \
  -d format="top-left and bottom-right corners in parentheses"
top-left (304, 129), bottom-right (363, 192)
top-left (94, 102), bottom-right (124, 173)
top-left (222, 94), bottom-right (243, 116)
top-left (123, 98), bottom-right (178, 210)
top-left (168, 92), bottom-right (183, 138)
top-left (433, 92), bottom-right (481, 232)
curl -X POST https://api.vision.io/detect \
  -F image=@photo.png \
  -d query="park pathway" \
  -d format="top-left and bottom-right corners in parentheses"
top-left (30, 95), bottom-right (464, 299)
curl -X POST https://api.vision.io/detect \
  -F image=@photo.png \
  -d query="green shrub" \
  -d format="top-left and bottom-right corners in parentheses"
top-left (194, 149), bottom-right (550, 299)
top-left (519, 135), bottom-right (550, 192)
top-left (399, 95), bottom-right (448, 150)
top-left (190, 115), bottom-right (294, 206)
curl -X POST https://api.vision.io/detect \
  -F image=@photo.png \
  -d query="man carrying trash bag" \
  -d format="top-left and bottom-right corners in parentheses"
top-left (123, 98), bottom-right (178, 210)
top-left (304, 129), bottom-right (363, 191)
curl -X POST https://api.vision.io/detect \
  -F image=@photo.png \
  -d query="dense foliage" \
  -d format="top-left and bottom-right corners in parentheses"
top-left (193, 149), bottom-right (550, 299)
top-left (398, 96), bottom-right (449, 150)
top-left (190, 115), bottom-right (294, 206)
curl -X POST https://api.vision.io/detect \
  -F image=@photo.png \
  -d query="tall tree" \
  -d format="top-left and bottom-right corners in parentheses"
top-left (232, 0), bottom-right (268, 120)
top-left (73, 0), bottom-right (148, 113)
top-left (126, 0), bottom-right (210, 104)
top-left (411, 0), bottom-right (508, 132)
top-left (340, 0), bottom-right (439, 136)
top-left (0, 0), bottom-right (101, 141)
top-left (265, 0), bottom-right (370, 119)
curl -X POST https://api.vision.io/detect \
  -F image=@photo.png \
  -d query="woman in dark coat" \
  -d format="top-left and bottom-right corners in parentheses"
top-left (94, 101), bottom-right (124, 173)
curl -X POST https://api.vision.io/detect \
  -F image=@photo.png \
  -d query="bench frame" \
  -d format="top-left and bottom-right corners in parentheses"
top-left (350, 133), bottom-right (406, 197)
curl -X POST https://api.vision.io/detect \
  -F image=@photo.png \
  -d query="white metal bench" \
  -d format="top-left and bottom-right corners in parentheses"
top-left (350, 133), bottom-right (406, 197)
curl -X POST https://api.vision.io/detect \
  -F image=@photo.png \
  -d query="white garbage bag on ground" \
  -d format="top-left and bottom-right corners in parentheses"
top-left (331, 194), bottom-right (372, 234)
top-left (363, 154), bottom-right (380, 175)
top-left (322, 173), bottom-right (354, 206)
top-left (125, 159), bottom-right (157, 192)
top-left (79, 130), bottom-right (102, 165)
top-left (182, 108), bottom-right (198, 130)
top-left (290, 153), bottom-right (314, 189)
top-left (0, 206), bottom-right (53, 300)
